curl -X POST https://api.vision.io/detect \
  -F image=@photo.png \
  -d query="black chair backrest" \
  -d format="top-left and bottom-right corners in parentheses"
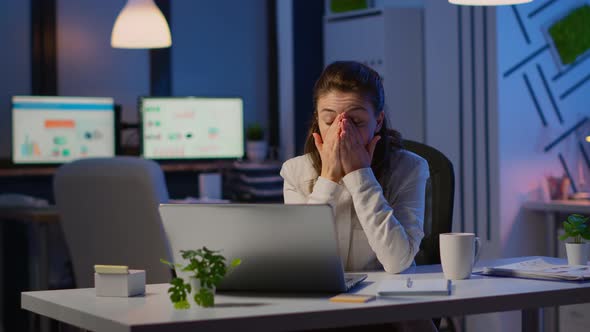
top-left (403, 140), bottom-right (455, 265)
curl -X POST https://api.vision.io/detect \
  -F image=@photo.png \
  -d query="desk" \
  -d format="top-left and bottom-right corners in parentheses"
top-left (21, 257), bottom-right (590, 332)
top-left (0, 161), bottom-right (234, 177)
top-left (0, 161), bottom-right (236, 203)
top-left (523, 201), bottom-right (590, 332)
top-left (523, 200), bottom-right (590, 257)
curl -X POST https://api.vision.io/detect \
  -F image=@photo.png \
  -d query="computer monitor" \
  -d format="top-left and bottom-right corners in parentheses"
top-left (11, 95), bottom-right (116, 164)
top-left (139, 97), bottom-right (244, 160)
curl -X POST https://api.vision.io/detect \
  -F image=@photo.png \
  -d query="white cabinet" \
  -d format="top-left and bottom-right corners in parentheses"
top-left (324, 8), bottom-right (425, 142)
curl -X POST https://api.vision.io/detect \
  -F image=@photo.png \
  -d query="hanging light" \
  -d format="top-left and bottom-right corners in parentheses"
top-left (111, 0), bottom-right (171, 49)
top-left (449, 0), bottom-right (532, 5)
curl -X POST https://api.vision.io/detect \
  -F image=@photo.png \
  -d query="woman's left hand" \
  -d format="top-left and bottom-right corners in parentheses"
top-left (340, 117), bottom-right (381, 175)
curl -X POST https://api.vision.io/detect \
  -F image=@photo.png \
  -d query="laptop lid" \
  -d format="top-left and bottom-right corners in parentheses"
top-left (158, 203), bottom-right (347, 292)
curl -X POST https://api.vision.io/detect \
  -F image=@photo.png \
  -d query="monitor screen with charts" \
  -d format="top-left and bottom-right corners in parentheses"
top-left (11, 96), bottom-right (116, 164)
top-left (140, 97), bottom-right (244, 160)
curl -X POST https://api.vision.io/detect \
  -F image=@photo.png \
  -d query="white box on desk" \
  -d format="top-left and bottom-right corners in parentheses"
top-left (94, 270), bottom-right (145, 297)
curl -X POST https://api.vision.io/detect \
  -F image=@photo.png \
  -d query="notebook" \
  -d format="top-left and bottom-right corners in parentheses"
top-left (377, 278), bottom-right (452, 296)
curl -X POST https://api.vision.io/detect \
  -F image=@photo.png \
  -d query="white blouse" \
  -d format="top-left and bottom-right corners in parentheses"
top-left (280, 149), bottom-right (429, 273)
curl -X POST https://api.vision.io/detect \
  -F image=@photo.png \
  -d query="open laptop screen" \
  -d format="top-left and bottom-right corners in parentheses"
top-left (158, 204), bottom-right (356, 292)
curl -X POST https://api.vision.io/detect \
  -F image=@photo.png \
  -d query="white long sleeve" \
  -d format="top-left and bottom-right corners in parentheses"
top-left (342, 166), bottom-right (426, 273)
top-left (279, 151), bottom-right (428, 274)
top-left (282, 172), bottom-right (343, 206)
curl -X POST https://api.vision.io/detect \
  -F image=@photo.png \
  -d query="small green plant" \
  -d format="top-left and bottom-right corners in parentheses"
top-left (161, 247), bottom-right (241, 308)
top-left (246, 123), bottom-right (264, 141)
top-left (559, 214), bottom-right (590, 244)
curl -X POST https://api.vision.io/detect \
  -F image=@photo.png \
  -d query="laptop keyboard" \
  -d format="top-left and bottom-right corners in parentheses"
top-left (344, 274), bottom-right (368, 290)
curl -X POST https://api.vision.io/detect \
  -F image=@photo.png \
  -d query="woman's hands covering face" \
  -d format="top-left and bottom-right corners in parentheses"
top-left (340, 116), bottom-right (380, 175)
top-left (313, 113), bottom-right (380, 183)
top-left (313, 113), bottom-right (345, 182)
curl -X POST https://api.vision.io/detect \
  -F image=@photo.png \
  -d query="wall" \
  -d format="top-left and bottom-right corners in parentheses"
top-left (57, 0), bottom-right (149, 123)
top-left (0, 0), bottom-right (270, 164)
top-left (423, 1), bottom-right (502, 330)
top-left (0, 1), bottom-right (31, 158)
top-left (323, 8), bottom-right (425, 143)
top-left (424, 0), bottom-right (500, 253)
top-left (0, 4), bottom-right (30, 327)
top-left (498, 0), bottom-right (590, 256)
top-left (277, 0), bottom-right (295, 160)
top-left (171, 0), bottom-right (268, 129)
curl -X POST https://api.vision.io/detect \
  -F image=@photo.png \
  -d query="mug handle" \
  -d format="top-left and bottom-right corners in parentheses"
top-left (474, 237), bottom-right (482, 264)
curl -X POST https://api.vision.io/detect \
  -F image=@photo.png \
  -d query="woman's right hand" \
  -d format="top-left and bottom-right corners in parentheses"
top-left (313, 113), bottom-right (344, 183)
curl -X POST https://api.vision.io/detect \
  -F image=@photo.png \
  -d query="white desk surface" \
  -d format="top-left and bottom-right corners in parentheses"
top-left (523, 200), bottom-right (590, 214)
top-left (22, 257), bottom-right (590, 332)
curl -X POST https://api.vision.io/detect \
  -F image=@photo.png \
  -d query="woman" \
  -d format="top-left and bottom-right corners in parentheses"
top-left (280, 61), bottom-right (435, 331)
top-left (281, 61), bottom-right (429, 274)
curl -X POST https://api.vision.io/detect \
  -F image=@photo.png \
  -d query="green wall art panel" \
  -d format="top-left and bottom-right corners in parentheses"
top-left (549, 5), bottom-right (590, 65)
top-left (330, 0), bottom-right (370, 14)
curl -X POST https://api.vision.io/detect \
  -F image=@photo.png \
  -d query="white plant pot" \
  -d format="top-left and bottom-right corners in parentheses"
top-left (190, 277), bottom-right (216, 307)
top-left (246, 141), bottom-right (268, 162)
top-left (565, 242), bottom-right (589, 265)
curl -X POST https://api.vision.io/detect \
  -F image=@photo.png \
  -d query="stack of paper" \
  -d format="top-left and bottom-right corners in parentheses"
top-left (481, 258), bottom-right (590, 281)
top-left (377, 278), bottom-right (451, 296)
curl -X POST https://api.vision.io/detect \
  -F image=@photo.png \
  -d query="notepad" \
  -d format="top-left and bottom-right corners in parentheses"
top-left (377, 278), bottom-right (451, 296)
top-left (94, 265), bottom-right (129, 274)
top-left (329, 294), bottom-right (376, 303)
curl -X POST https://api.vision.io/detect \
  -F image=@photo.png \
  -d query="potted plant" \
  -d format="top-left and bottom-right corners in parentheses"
top-left (559, 214), bottom-right (590, 265)
top-left (161, 247), bottom-right (241, 308)
top-left (245, 123), bottom-right (267, 162)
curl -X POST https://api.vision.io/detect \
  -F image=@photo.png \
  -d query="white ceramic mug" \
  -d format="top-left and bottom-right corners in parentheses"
top-left (440, 233), bottom-right (481, 280)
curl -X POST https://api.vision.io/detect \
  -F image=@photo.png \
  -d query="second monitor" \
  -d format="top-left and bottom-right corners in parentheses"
top-left (139, 97), bottom-right (244, 160)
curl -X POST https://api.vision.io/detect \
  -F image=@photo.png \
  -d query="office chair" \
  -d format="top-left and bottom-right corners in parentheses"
top-left (54, 157), bottom-right (172, 288)
top-left (403, 140), bottom-right (456, 332)
top-left (403, 140), bottom-right (455, 266)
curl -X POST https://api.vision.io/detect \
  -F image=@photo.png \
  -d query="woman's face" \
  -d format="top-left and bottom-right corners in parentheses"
top-left (316, 90), bottom-right (384, 144)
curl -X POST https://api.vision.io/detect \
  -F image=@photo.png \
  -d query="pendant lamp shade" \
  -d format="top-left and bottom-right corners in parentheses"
top-left (111, 0), bottom-right (171, 49)
top-left (449, 0), bottom-right (532, 5)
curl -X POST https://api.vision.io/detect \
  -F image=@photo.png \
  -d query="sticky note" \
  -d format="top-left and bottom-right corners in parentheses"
top-left (94, 265), bottom-right (129, 274)
top-left (329, 294), bottom-right (376, 303)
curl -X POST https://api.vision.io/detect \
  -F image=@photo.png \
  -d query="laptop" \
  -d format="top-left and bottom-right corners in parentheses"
top-left (158, 203), bottom-right (367, 292)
